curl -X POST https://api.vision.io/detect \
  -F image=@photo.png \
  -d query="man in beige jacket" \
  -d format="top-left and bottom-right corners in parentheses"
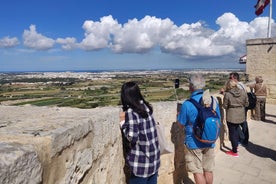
top-left (248, 76), bottom-right (267, 121)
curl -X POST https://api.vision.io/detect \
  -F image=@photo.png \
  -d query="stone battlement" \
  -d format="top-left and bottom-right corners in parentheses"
top-left (0, 101), bottom-right (179, 184)
top-left (0, 105), bottom-right (126, 184)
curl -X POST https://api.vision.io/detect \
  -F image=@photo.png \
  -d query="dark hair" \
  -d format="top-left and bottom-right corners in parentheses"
top-left (230, 72), bottom-right (240, 81)
top-left (120, 81), bottom-right (153, 118)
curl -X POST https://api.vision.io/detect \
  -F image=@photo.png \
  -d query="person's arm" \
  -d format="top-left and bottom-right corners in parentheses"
top-left (121, 111), bottom-right (139, 143)
top-left (222, 93), bottom-right (229, 109)
top-left (177, 101), bottom-right (189, 128)
top-left (247, 83), bottom-right (255, 92)
top-left (119, 111), bottom-right (125, 127)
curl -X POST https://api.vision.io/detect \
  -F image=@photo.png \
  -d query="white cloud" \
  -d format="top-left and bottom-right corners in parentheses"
top-left (159, 22), bottom-right (232, 57)
top-left (56, 37), bottom-right (78, 50)
top-left (213, 13), bottom-right (255, 43)
top-left (249, 16), bottom-right (275, 38)
top-left (23, 25), bottom-right (55, 50)
top-left (111, 16), bottom-right (175, 53)
top-left (0, 36), bottom-right (20, 48)
top-left (80, 15), bottom-right (121, 50)
top-left (108, 13), bottom-right (274, 58)
top-left (4, 13), bottom-right (275, 60)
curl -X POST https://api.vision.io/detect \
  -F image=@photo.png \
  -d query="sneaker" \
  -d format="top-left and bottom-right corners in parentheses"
top-left (226, 151), bottom-right (239, 157)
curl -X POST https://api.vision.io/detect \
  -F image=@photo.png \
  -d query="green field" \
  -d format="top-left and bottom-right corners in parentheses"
top-left (0, 71), bottom-right (246, 108)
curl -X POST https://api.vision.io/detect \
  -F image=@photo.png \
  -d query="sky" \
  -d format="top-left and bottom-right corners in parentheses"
top-left (0, 0), bottom-right (275, 72)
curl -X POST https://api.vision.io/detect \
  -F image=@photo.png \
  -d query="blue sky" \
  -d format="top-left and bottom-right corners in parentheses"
top-left (0, 0), bottom-right (275, 72)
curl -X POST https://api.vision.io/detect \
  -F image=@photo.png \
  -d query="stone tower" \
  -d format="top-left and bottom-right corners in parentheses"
top-left (246, 38), bottom-right (276, 104)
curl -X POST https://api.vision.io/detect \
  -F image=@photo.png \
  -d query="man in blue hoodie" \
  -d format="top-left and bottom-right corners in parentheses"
top-left (177, 73), bottom-right (221, 184)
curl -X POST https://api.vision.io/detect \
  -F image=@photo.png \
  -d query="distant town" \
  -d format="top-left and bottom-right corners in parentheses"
top-left (0, 69), bottom-right (245, 108)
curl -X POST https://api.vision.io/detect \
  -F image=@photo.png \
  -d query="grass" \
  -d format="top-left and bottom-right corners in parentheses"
top-left (0, 71), bottom-right (242, 108)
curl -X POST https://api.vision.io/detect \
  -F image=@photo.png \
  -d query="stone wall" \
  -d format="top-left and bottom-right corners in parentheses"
top-left (0, 102), bottom-right (180, 184)
top-left (246, 38), bottom-right (276, 104)
top-left (0, 105), bottom-right (126, 184)
top-left (0, 100), bottom-right (226, 184)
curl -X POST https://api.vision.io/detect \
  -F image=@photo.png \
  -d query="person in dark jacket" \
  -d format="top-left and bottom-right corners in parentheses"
top-left (223, 79), bottom-right (249, 157)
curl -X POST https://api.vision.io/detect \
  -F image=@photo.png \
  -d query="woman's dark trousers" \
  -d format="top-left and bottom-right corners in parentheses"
top-left (227, 122), bottom-right (240, 153)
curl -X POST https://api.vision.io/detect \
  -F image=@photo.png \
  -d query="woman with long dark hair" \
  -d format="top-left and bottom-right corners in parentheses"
top-left (120, 81), bottom-right (160, 184)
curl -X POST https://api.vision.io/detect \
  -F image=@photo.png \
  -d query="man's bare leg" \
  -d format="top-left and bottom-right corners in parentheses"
top-left (204, 171), bottom-right (213, 184)
top-left (193, 172), bottom-right (213, 184)
top-left (193, 173), bottom-right (206, 184)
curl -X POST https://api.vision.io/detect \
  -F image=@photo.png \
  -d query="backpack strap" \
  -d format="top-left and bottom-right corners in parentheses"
top-left (187, 98), bottom-right (200, 129)
top-left (188, 98), bottom-right (202, 110)
top-left (189, 91), bottom-right (203, 109)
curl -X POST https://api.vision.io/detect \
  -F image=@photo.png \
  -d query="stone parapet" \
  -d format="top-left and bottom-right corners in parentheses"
top-left (0, 101), bottom-right (226, 184)
top-left (0, 105), bottom-right (125, 184)
top-left (0, 142), bottom-right (42, 184)
top-left (246, 38), bottom-right (276, 45)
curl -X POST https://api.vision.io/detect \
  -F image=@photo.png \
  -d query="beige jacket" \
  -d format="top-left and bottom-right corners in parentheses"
top-left (223, 87), bottom-right (249, 124)
top-left (250, 83), bottom-right (267, 97)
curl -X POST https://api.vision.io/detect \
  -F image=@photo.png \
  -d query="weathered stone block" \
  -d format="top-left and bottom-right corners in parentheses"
top-left (0, 142), bottom-right (42, 184)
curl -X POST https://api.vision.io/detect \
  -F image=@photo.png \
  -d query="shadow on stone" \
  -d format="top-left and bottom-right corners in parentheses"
top-left (245, 141), bottom-right (276, 162)
top-left (121, 129), bottom-right (131, 184)
top-left (264, 113), bottom-right (276, 125)
top-left (220, 144), bottom-right (231, 153)
top-left (266, 113), bottom-right (276, 118)
top-left (170, 121), bottom-right (194, 184)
